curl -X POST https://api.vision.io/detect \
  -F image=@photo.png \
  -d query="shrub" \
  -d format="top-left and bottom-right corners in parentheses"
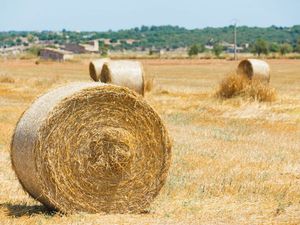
top-left (212, 44), bottom-right (223, 58)
top-left (252, 39), bottom-right (269, 56)
top-left (279, 43), bottom-right (292, 55)
top-left (188, 45), bottom-right (199, 57)
top-left (27, 45), bottom-right (42, 56)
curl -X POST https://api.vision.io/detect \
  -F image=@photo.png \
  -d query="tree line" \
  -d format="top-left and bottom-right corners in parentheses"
top-left (188, 38), bottom-right (300, 57)
top-left (1, 25), bottom-right (300, 54)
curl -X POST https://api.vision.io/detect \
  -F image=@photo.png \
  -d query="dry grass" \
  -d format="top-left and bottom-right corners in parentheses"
top-left (0, 58), bottom-right (299, 224)
top-left (216, 72), bottom-right (277, 102)
top-left (145, 76), bottom-right (154, 92)
top-left (243, 80), bottom-right (277, 102)
top-left (216, 73), bottom-right (250, 98)
top-left (0, 75), bottom-right (15, 83)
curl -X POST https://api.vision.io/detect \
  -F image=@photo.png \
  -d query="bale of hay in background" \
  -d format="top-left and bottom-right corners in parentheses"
top-left (11, 83), bottom-right (172, 214)
top-left (100, 61), bottom-right (145, 95)
top-left (237, 59), bottom-right (270, 83)
top-left (89, 58), bottom-right (110, 81)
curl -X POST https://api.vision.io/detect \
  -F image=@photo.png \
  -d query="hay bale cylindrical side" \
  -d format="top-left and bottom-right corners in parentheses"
top-left (89, 58), bottom-right (110, 81)
top-left (11, 83), bottom-right (172, 214)
top-left (237, 59), bottom-right (270, 83)
top-left (100, 60), bottom-right (145, 96)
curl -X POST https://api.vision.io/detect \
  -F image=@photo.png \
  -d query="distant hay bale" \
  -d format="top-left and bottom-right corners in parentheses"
top-left (11, 83), bottom-right (172, 214)
top-left (100, 61), bottom-right (145, 96)
top-left (89, 58), bottom-right (110, 81)
top-left (237, 59), bottom-right (270, 83)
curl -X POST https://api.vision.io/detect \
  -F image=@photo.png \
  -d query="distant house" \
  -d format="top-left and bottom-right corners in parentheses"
top-left (220, 41), bottom-right (244, 53)
top-left (122, 39), bottom-right (138, 45)
top-left (63, 40), bottom-right (99, 54)
top-left (226, 46), bottom-right (244, 53)
top-left (39, 48), bottom-right (73, 61)
top-left (98, 38), bottom-right (112, 45)
top-left (0, 46), bottom-right (26, 55)
top-left (64, 43), bottom-right (86, 54)
top-left (81, 40), bottom-right (99, 52)
top-left (149, 48), bottom-right (166, 56)
top-left (205, 45), bottom-right (213, 50)
top-left (220, 41), bottom-right (234, 48)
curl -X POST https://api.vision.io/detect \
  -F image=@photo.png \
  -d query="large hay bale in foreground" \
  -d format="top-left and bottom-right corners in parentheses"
top-left (89, 58), bottom-right (110, 81)
top-left (100, 61), bottom-right (145, 96)
top-left (11, 83), bottom-right (172, 214)
top-left (237, 59), bottom-right (270, 83)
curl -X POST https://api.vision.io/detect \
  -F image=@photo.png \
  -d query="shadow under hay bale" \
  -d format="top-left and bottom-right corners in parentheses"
top-left (100, 61), bottom-right (145, 96)
top-left (89, 58), bottom-right (110, 81)
top-left (237, 59), bottom-right (270, 83)
top-left (0, 203), bottom-right (55, 217)
top-left (11, 83), bottom-right (172, 214)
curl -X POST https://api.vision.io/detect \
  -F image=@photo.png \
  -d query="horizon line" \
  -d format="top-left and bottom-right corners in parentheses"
top-left (1, 24), bottom-right (300, 33)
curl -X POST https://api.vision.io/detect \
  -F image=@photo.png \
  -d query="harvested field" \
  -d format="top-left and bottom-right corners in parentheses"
top-left (0, 58), bottom-right (300, 224)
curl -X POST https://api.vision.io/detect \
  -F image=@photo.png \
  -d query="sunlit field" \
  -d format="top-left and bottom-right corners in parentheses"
top-left (0, 58), bottom-right (299, 224)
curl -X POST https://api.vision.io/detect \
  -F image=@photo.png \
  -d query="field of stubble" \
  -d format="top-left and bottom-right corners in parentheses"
top-left (0, 58), bottom-right (299, 224)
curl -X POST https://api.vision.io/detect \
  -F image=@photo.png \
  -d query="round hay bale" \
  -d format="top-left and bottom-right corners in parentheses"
top-left (100, 61), bottom-right (145, 96)
top-left (89, 58), bottom-right (110, 81)
top-left (237, 59), bottom-right (270, 83)
top-left (11, 83), bottom-right (172, 214)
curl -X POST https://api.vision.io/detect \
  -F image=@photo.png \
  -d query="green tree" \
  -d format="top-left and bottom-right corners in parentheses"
top-left (212, 43), bottom-right (223, 57)
top-left (141, 25), bottom-right (149, 32)
top-left (15, 38), bottom-right (22, 45)
top-left (27, 45), bottom-right (42, 56)
top-left (269, 42), bottom-right (279, 53)
top-left (295, 37), bottom-right (300, 53)
top-left (279, 43), bottom-right (292, 55)
top-left (99, 44), bottom-right (109, 56)
top-left (110, 38), bottom-right (118, 43)
top-left (27, 34), bottom-right (35, 43)
top-left (252, 39), bottom-right (269, 56)
top-left (198, 44), bottom-right (205, 53)
top-left (188, 44), bottom-right (199, 56)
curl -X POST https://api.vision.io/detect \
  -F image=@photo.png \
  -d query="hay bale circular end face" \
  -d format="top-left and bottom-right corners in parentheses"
top-left (89, 58), bottom-right (110, 81)
top-left (100, 61), bottom-right (145, 96)
top-left (11, 83), bottom-right (171, 213)
top-left (237, 59), bottom-right (270, 83)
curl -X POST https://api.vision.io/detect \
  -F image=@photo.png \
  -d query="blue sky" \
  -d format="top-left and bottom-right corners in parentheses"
top-left (1, 0), bottom-right (299, 31)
